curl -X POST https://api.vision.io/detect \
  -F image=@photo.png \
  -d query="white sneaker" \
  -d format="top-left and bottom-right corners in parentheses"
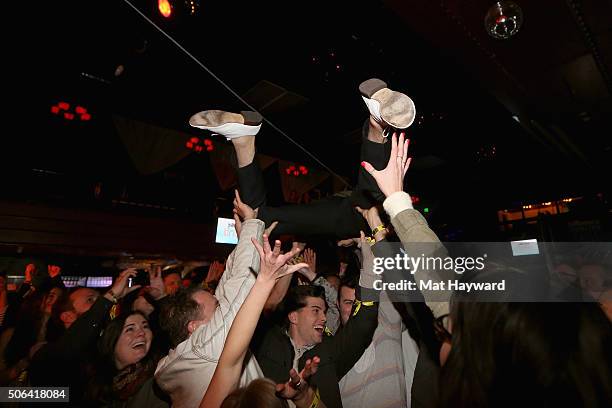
top-left (359, 78), bottom-right (416, 129)
top-left (189, 110), bottom-right (263, 140)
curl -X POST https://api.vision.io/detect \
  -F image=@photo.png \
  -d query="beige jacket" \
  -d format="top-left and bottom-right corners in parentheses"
top-left (155, 219), bottom-right (265, 408)
top-left (383, 192), bottom-right (450, 318)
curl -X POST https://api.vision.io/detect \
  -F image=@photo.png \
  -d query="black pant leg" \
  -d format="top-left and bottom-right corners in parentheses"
top-left (354, 119), bottom-right (392, 206)
top-left (258, 196), bottom-right (367, 238)
top-left (236, 161), bottom-right (267, 209)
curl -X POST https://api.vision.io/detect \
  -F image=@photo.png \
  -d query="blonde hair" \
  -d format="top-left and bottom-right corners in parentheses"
top-left (221, 378), bottom-right (288, 408)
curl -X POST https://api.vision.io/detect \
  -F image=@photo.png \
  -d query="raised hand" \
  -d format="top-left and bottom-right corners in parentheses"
top-left (109, 268), bottom-right (141, 299)
top-left (24, 264), bottom-right (36, 284)
top-left (337, 238), bottom-right (360, 248)
top-left (48, 265), bottom-right (61, 279)
top-left (361, 132), bottom-right (411, 197)
top-left (276, 356), bottom-right (321, 403)
top-left (355, 205), bottom-right (388, 241)
top-left (146, 265), bottom-right (166, 300)
top-left (233, 189), bottom-right (258, 221)
top-left (251, 235), bottom-right (308, 285)
top-left (303, 248), bottom-right (317, 276)
top-left (355, 205), bottom-right (384, 230)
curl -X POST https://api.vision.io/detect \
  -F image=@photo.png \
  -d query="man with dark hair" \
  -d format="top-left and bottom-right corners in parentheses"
top-left (334, 231), bottom-right (407, 408)
top-left (162, 269), bottom-right (182, 296)
top-left (250, 262), bottom-right (380, 408)
top-left (154, 204), bottom-right (269, 408)
top-left (337, 276), bottom-right (358, 328)
top-left (158, 286), bottom-right (211, 348)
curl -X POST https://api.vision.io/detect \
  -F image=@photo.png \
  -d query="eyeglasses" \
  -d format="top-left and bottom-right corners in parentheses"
top-left (433, 314), bottom-right (451, 343)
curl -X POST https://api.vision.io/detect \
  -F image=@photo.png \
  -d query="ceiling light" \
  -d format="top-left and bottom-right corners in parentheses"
top-left (485, 1), bottom-right (523, 40)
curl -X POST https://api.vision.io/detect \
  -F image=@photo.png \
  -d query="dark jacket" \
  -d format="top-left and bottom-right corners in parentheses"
top-left (252, 293), bottom-right (379, 408)
top-left (29, 296), bottom-right (114, 406)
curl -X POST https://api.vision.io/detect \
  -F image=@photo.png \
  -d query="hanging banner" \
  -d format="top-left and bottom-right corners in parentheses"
top-left (113, 115), bottom-right (190, 175)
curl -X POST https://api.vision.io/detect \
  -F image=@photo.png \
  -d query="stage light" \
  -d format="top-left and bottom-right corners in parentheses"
top-left (158, 0), bottom-right (172, 18)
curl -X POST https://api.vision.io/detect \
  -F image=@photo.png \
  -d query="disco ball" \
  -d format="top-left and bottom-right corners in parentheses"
top-left (484, 1), bottom-right (523, 40)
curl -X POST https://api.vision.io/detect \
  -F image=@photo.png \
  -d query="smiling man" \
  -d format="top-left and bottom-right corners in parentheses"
top-left (251, 281), bottom-right (379, 408)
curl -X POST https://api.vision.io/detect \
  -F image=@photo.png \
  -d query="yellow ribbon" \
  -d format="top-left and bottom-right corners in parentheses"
top-left (308, 388), bottom-right (321, 408)
top-left (353, 300), bottom-right (375, 316)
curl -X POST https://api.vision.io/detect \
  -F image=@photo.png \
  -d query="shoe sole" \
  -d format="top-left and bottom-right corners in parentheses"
top-left (189, 110), bottom-right (263, 127)
top-left (359, 78), bottom-right (388, 98)
top-left (189, 110), bottom-right (263, 139)
top-left (359, 78), bottom-right (416, 129)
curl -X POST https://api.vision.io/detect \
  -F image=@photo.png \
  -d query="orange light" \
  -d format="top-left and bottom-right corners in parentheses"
top-left (158, 0), bottom-right (172, 18)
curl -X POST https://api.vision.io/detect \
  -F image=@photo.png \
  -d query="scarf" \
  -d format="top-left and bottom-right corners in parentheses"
top-left (112, 359), bottom-right (155, 401)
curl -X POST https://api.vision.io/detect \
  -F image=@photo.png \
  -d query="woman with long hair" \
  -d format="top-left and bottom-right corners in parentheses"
top-left (87, 311), bottom-right (168, 407)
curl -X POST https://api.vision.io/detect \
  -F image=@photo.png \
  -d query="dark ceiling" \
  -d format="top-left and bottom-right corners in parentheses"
top-left (10, 0), bottom-right (612, 220)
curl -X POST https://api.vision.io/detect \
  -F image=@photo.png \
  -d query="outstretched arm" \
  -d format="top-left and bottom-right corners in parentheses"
top-left (200, 236), bottom-right (306, 408)
top-left (362, 132), bottom-right (450, 318)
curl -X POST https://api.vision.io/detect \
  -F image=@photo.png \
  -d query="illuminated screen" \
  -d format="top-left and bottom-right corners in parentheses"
top-left (215, 217), bottom-right (238, 244)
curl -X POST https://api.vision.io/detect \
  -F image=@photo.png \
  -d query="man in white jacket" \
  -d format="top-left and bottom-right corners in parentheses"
top-left (155, 211), bottom-right (265, 408)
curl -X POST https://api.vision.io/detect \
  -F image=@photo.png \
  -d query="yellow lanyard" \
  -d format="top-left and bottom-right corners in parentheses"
top-left (353, 300), bottom-right (375, 316)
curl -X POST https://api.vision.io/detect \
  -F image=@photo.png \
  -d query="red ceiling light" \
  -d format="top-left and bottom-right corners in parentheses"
top-left (158, 0), bottom-right (172, 18)
top-left (51, 101), bottom-right (92, 121)
top-left (285, 164), bottom-right (309, 177)
top-left (186, 136), bottom-right (213, 153)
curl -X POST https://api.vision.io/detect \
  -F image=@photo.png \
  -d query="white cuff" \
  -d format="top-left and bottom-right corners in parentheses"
top-left (383, 191), bottom-right (413, 219)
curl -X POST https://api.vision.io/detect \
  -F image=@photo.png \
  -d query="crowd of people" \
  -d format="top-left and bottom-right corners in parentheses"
top-left (1, 79), bottom-right (610, 407)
